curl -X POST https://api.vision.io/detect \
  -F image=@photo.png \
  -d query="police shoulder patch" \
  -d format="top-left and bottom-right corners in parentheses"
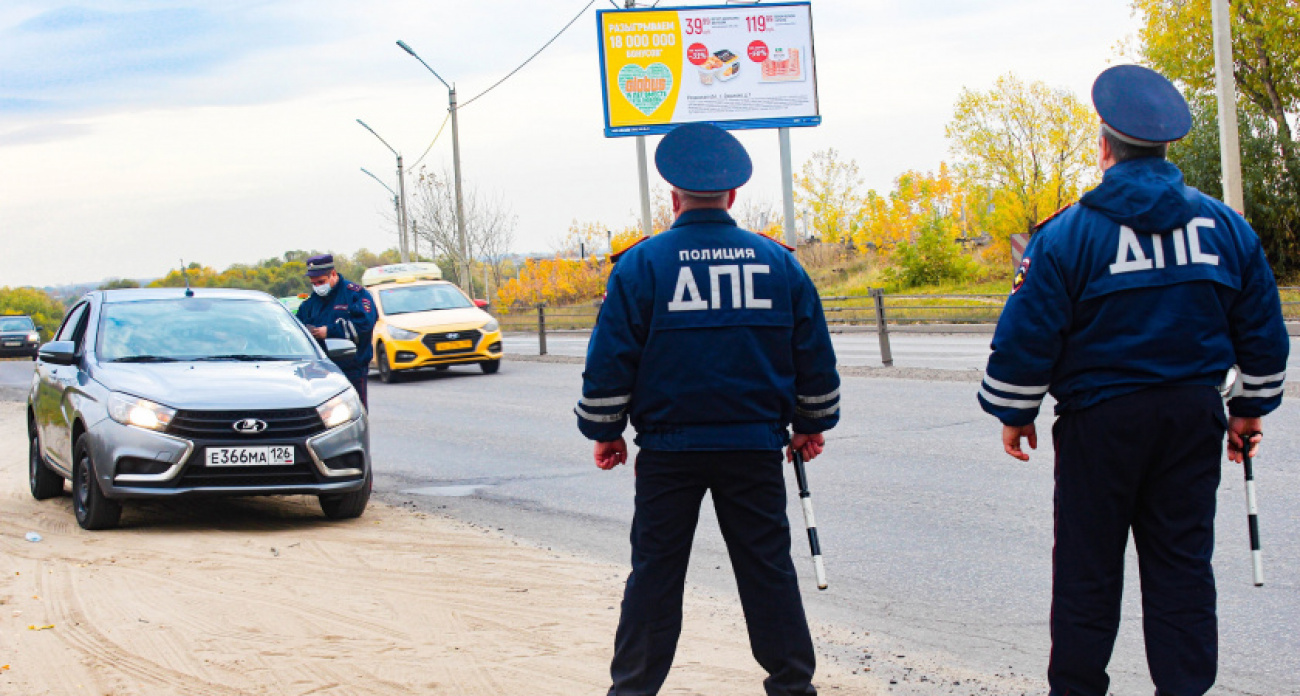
top-left (1033, 202), bottom-right (1075, 232)
top-left (610, 236), bottom-right (649, 263)
top-left (1011, 257), bottom-right (1031, 294)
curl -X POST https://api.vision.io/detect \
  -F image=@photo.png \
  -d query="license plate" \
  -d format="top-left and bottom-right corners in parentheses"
top-left (205, 446), bottom-right (295, 467)
top-left (435, 339), bottom-right (473, 351)
top-left (2, 340), bottom-right (19, 346)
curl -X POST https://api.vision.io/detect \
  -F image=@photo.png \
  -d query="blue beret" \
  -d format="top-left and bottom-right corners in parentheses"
top-left (306, 254), bottom-right (335, 277)
top-left (1092, 65), bottom-right (1191, 146)
top-left (654, 123), bottom-right (752, 193)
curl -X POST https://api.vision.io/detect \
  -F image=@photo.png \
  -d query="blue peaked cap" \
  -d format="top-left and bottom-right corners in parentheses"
top-left (1092, 65), bottom-right (1191, 146)
top-left (654, 123), bottom-right (752, 193)
top-left (305, 254), bottom-right (335, 277)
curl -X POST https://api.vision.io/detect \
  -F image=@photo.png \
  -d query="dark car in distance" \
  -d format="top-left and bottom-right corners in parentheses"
top-left (0, 315), bottom-right (41, 359)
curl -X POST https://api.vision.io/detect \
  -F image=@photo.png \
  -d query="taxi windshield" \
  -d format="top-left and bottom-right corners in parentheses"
top-left (0, 317), bottom-right (35, 332)
top-left (98, 299), bottom-right (319, 362)
top-left (378, 285), bottom-right (472, 315)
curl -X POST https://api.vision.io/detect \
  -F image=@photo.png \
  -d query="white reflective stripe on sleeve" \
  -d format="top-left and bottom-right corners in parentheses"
top-left (796, 404), bottom-right (840, 419)
top-left (1241, 371), bottom-right (1287, 385)
top-left (1238, 385), bottom-right (1285, 399)
top-left (979, 387), bottom-right (1043, 410)
top-left (575, 406), bottom-right (625, 423)
top-left (580, 394), bottom-right (632, 408)
top-left (982, 374), bottom-right (1050, 395)
top-left (797, 388), bottom-right (840, 405)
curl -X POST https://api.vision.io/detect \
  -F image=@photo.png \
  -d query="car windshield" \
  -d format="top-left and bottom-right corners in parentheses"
top-left (98, 299), bottom-right (319, 362)
top-left (378, 285), bottom-right (472, 315)
top-left (0, 317), bottom-right (35, 332)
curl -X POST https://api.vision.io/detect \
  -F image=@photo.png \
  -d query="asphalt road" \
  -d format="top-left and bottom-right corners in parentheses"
top-left (365, 358), bottom-right (1300, 695)
top-left (507, 330), bottom-right (1300, 379)
top-left (5, 350), bottom-right (1298, 693)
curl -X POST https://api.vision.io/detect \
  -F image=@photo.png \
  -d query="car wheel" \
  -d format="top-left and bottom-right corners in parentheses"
top-left (319, 471), bottom-right (371, 520)
top-left (29, 419), bottom-right (63, 500)
top-left (480, 359), bottom-right (501, 374)
top-left (73, 435), bottom-right (122, 530)
top-left (434, 365), bottom-right (450, 372)
top-left (377, 345), bottom-right (402, 384)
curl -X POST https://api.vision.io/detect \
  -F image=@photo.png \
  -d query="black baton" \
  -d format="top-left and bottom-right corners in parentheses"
top-left (792, 450), bottom-right (827, 590)
top-left (1242, 433), bottom-right (1264, 587)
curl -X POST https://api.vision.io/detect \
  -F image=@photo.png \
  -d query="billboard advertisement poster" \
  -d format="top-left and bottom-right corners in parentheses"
top-left (596, 3), bottom-right (820, 137)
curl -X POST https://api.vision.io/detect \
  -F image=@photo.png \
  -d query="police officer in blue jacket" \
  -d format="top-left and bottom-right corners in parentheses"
top-left (297, 254), bottom-right (378, 407)
top-left (578, 123), bottom-right (840, 696)
top-left (979, 66), bottom-right (1289, 696)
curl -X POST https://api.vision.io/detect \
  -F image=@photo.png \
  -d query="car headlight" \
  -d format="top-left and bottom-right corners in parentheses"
top-left (481, 318), bottom-right (499, 333)
top-left (27, 332), bottom-right (39, 343)
top-left (318, 388), bottom-right (363, 429)
top-left (107, 393), bottom-right (176, 432)
top-left (387, 326), bottom-right (420, 341)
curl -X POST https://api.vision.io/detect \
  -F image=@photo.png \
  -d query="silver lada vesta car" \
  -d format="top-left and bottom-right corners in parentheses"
top-left (27, 288), bottom-right (371, 529)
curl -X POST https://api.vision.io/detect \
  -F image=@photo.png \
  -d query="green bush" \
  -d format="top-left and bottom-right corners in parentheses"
top-left (882, 216), bottom-right (979, 289)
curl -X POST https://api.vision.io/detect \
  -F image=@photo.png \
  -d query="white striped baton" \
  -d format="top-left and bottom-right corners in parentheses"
top-left (1242, 433), bottom-right (1264, 587)
top-left (792, 450), bottom-right (827, 590)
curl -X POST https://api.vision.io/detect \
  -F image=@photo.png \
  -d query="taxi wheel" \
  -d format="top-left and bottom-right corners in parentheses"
top-left (377, 345), bottom-right (402, 384)
top-left (480, 359), bottom-right (501, 374)
top-left (29, 418), bottom-right (63, 500)
top-left (320, 471), bottom-right (371, 520)
top-left (434, 365), bottom-right (450, 371)
top-left (73, 435), bottom-right (122, 530)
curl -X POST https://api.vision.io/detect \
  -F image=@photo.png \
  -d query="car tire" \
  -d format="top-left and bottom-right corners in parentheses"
top-left (319, 472), bottom-right (371, 520)
top-left (480, 359), bottom-right (501, 374)
top-left (377, 345), bottom-right (402, 384)
top-left (434, 365), bottom-right (450, 372)
top-left (29, 419), bottom-right (63, 500)
top-left (73, 435), bottom-right (122, 530)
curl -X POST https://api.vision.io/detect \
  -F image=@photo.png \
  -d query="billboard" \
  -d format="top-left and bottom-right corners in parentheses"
top-left (596, 3), bottom-right (820, 137)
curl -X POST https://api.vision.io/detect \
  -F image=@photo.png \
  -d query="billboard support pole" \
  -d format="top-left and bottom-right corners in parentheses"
top-left (779, 127), bottom-right (798, 248)
top-left (636, 135), bottom-right (654, 236)
top-left (1211, 0), bottom-right (1245, 212)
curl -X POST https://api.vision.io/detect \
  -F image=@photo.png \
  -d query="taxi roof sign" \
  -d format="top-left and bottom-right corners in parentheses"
top-left (361, 262), bottom-right (444, 287)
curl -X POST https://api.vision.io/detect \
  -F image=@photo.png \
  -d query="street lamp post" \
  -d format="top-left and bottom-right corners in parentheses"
top-left (357, 119), bottom-right (411, 263)
top-left (360, 167), bottom-right (405, 257)
top-left (396, 40), bottom-right (472, 293)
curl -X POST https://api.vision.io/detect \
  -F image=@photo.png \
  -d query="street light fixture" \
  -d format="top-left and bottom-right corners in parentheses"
top-left (360, 167), bottom-right (411, 258)
top-left (396, 39), bottom-right (471, 292)
top-left (357, 119), bottom-right (411, 263)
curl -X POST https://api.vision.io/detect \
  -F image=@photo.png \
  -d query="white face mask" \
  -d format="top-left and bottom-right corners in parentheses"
top-left (312, 282), bottom-right (331, 297)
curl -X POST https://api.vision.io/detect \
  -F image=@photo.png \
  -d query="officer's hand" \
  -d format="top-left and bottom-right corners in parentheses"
top-left (1002, 423), bottom-right (1037, 462)
top-left (1227, 416), bottom-right (1263, 463)
top-left (309, 326), bottom-right (327, 340)
top-left (788, 432), bottom-right (825, 462)
top-left (594, 438), bottom-right (628, 470)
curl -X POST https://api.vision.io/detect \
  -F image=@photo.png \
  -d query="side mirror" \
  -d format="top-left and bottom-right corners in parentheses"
top-left (39, 341), bottom-right (77, 366)
top-left (324, 338), bottom-right (356, 361)
top-left (473, 299), bottom-right (489, 309)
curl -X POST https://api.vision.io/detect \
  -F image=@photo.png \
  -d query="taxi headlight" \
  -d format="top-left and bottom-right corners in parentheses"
top-left (317, 389), bottom-right (363, 429)
top-left (107, 393), bottom-right (176, 432)
top-left (387, 326), bottom-right (420, 341)
top-left (481, 318), bottom-right (499, 333)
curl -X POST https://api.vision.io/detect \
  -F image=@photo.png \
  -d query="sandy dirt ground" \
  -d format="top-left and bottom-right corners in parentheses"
top-left (0, 402), bottom-right (888, 695)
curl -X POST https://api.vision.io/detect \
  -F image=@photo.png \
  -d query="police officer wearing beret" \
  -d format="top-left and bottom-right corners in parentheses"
top-left (979, 65), bottom-right (1289, 695)
top-left (577, 123), bottom-right (840, 696)
top-left (296, 254), bottom-right (379, 408)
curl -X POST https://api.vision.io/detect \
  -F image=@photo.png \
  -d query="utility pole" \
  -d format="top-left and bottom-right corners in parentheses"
top-left (396, 154), bottom-right (410, 262)
top-left (450, 86), bottom-right (472, 291)
top-left (1211, 0), bottom-right (1245, 212)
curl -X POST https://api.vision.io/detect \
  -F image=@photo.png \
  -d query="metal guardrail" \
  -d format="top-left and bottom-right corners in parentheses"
top-left (496, 287), bottom-right (1300, 363)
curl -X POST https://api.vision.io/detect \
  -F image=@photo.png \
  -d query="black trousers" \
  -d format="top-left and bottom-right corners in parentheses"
top-left (1048, 386), bottom-right (1224, 696)
top-left (608, 449), bottom-right (816, 696)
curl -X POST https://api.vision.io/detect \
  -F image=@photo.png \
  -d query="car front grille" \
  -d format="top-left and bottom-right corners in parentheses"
top-left (167, 408), bottom-right (326, 441)
top-left (422, 329), bottom-right (482, 355)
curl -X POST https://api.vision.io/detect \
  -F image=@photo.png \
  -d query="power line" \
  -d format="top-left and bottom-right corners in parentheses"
top-left (408, 111), bottom-right (451, 172)
top-left (459, 0), bottom-right (596, 110)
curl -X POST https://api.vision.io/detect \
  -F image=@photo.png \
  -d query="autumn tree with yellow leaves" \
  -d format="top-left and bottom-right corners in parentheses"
top-left (946, 73), bottom-right (1098, 260)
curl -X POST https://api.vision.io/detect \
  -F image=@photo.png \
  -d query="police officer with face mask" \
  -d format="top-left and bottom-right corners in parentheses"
top-left (578, 123), bottom-right (840, 696)
top-left (979, 65), bottom-right (1289, 695)
top-left (297, 254), bottom-right (378, 407)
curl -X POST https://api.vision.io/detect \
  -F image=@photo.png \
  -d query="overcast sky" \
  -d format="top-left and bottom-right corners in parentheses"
top-left (0, 0), bottom-right (1142, 287)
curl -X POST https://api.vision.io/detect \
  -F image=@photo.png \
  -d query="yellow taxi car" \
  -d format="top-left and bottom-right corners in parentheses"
top-left (361, 263), bottom-right (502, 383)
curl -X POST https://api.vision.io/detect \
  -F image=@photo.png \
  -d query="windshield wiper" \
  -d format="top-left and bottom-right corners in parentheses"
top-left (112, 355), bottom-right (180, 363)
top-left (192, 354), bottom-right (298, 362)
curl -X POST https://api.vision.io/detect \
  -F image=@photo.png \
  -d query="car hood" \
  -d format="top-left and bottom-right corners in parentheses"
top-left (385, 307), bottom-right (489, 331)
top-left (96, 360), bottom-right (352, 411)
